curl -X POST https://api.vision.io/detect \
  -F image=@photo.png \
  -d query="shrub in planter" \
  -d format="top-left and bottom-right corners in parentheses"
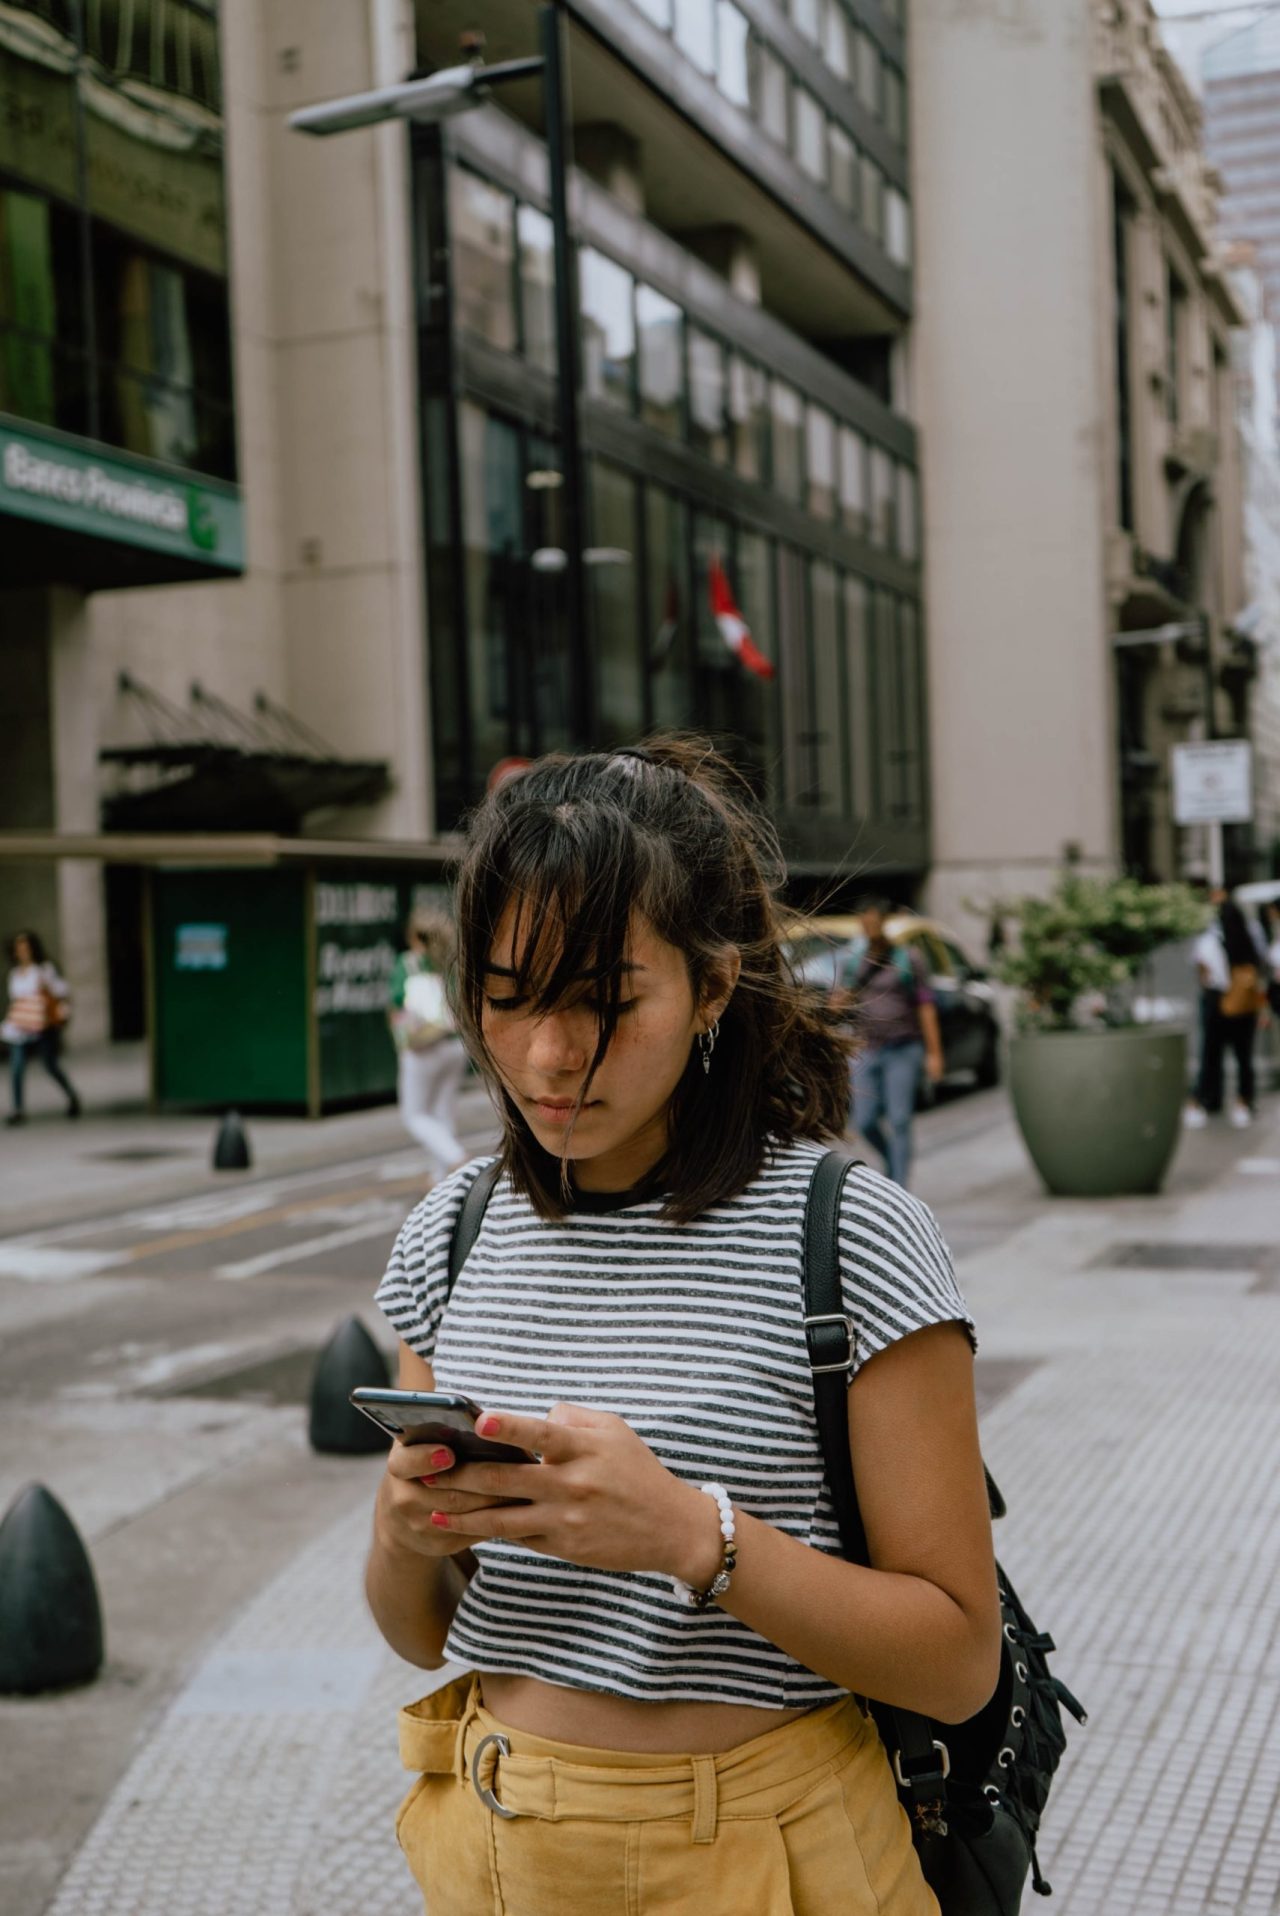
top-left (992, 876), bottom-right (1208, 1195)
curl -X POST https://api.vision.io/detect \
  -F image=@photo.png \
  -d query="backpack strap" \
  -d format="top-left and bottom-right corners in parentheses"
top-left (447, 1158), bottom-right (503, 1295)
top-left (800, 1149), bottom-right (999, 1828)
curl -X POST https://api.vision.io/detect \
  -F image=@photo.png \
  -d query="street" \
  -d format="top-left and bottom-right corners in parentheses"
top-left (2, 1080), bottom-right (1278, 1914)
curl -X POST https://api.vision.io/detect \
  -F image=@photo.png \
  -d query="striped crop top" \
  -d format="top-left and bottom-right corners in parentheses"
top-left (375, 1138), bottom-right (975, 1710)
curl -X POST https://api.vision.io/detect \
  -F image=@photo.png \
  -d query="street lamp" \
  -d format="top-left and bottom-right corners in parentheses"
top-left (289, 9), bottom-right (592, 752)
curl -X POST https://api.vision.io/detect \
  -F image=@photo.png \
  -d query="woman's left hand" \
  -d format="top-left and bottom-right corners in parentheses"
top-left (426, 1406), bottom-right (718, 1584)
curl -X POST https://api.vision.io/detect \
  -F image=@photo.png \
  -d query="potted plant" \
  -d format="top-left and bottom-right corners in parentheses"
top-left (993, 875), bottom-right (1208, 1197)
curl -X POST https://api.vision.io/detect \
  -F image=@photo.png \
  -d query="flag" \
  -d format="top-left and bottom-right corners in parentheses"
top-left (709, 555), bottom-right (774, 680)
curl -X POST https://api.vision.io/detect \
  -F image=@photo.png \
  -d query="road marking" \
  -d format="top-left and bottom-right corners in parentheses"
top-left (216, 1214), bottom-right (408, 1281)
top-left (0, 1245), bottom-right (128, 1282)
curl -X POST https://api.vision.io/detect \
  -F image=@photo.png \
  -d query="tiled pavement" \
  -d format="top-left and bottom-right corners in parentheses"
top-left (26, 1100), bottom-right (1280, 1914)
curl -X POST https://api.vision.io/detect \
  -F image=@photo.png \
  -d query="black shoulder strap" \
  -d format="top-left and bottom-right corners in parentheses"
top-left (447, 1158), bottom-right (503, 1295)
top-left (802, 1151), bottom-right (870, 1563)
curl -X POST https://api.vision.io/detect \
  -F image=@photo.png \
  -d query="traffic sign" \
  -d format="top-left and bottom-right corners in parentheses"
top-left (1171, 740), bottom-right (1253, 826)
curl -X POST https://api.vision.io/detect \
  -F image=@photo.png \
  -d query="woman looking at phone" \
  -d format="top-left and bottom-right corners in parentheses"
top-left (366, 740), bottom-right (999, 1916)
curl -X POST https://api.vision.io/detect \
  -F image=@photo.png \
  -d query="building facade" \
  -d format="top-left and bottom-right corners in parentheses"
top-left (1203, 13), bottom-right (1280, 435)
top-left (4, 0), bottom-right (929, 1045)
top-left (911, 0), bottom-right (1248, 945)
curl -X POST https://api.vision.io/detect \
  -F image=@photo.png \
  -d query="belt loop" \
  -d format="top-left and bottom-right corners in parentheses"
top-left (690, 1755), bottom-right (718, 1845)
top-left (453, 1677), bottom-right (482, 1784)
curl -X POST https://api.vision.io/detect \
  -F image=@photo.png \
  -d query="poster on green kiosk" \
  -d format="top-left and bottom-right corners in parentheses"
top-left (313, 877), bottom-right (402, 1106)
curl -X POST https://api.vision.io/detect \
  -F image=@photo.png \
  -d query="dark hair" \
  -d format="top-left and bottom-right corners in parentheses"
top-left (1218, 900), bottom-right (1258, 970)
top-left (8, 929), bottom-right (47, 965)
top-left (453, 737), bottom-right (851, 1223)
top-left (857, 894), bottom-right (894, 920)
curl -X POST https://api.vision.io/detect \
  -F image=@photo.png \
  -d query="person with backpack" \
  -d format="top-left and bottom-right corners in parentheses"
top-left (365, 741), bottom-right (1003, 1915)
top-left (830, 900), bottom-right (944, 1188)
top-left (1184, 891), bottom-right (1269, 1130)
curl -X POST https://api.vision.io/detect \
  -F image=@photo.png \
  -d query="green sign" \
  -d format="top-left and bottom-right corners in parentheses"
top-left (0, 417), bottom-right (244, 571)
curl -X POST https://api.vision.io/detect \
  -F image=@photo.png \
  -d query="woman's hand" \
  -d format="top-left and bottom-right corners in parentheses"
top-left (425, 1406), bottom-right (721, 1586)
top-left (376, 1439), bottom-right (514, 1562)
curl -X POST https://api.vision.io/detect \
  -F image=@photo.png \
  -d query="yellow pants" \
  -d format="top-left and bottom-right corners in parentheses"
top-left (395, 1676), bottom-right (940, 1915)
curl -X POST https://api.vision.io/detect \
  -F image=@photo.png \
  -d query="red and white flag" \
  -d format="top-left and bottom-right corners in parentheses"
top-left (709, 555), bottom-right (774, 680)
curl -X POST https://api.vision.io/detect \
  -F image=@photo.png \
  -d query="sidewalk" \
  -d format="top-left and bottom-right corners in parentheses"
top-left (12, 1087), bottom-right (1280, 1915)
top-left (0, 1041), bottom-right (495, 1234)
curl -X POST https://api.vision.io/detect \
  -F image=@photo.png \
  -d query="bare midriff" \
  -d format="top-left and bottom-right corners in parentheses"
top-left (480, 1672), bottom-right (819, 1755)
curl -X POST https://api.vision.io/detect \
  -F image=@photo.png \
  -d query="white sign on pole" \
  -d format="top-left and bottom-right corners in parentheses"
top-left (1171, 740), bottom-right (1253, 826)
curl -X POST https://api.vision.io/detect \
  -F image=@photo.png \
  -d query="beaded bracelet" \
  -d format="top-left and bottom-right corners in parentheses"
top-left (672, 1482), bottom-right (738, 1611)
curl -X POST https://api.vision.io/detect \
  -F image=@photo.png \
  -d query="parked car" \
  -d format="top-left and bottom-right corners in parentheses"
top-left (781, 912), bottom-right (1002, 1090)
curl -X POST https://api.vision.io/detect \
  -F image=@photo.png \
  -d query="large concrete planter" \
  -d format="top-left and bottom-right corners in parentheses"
top-left (1008, 1026), bottom-right (1188, 1197)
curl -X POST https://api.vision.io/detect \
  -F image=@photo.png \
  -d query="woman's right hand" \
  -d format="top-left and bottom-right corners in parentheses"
top-left (376, 1442), bottom-right (504, 1560)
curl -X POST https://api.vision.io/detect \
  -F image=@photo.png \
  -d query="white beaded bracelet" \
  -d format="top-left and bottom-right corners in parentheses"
top-left (672, 1482), bottom-right (738, 1610)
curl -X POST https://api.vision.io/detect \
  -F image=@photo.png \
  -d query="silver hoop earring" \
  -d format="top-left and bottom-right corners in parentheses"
top-left (699, 1019), bottom-right (720, 1076)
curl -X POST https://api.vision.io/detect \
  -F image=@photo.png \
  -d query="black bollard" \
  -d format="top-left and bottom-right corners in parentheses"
top-left (0, 1484), bottom-right (104, 1694)
top-left (309, 1315), bottom-right (392, 1454)
top-left (212, 1109), bottom-right (251, 1171)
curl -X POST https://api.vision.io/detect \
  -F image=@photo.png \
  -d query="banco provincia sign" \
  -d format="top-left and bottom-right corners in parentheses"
top-left (0, 417), bottom-right (243, 572)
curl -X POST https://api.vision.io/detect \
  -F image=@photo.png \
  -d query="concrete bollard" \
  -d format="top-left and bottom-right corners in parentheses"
top-left (0, 1484), bottom-right (104, 1694)
top-left (308, 1315), bottom-right (392, 1454)
top-left (212, 1109), bottom-right (251, 1171)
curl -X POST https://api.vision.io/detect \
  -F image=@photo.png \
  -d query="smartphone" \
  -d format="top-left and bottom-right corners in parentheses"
top-left (348, 1388), bottom-right (535, 1465)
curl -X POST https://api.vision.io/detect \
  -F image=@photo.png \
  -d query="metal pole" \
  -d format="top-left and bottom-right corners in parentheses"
top-left (1208, 819), bottom-right (1225, 890)
top-left (540, 1), bottom-right (591, 750)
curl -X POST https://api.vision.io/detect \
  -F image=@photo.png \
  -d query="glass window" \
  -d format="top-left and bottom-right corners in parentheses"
top-left (810, 559), bottom-right (845, 814)
top-left (885, 188), bottom-right (911, 266)
top-left (751, 41), bottom-right (789, 146)
top-left (636, 283), bottom-right (682, 436)
top-left (0, 186), bottom-right (87, 435)
top-left (861, 155), bottom-right (884, 241)
top-left (855, 29), bottom-right (880, 114)
top-left (839, 426), bottom-right (867, 535)
top-left (717, 1), bottom-right (750, 105)
top-left (459, 401), bottom-right (526, 779)
top-left (588, 460), bottom-right (642, 746)
top-left (632, 0), bottom-right (672, 24)
top-left (517, 203), bottom-right (555, 374)
top-left (580, 248), bottom-right (635, 409)
top-left (823, 2), bottom-right (851, 81)
top-left (794, 87), bottom-right (827, 183)
top-left (884, 64), bottom-right (905, 144)
top-left (777, 544), bottom-right (811, 807)
top-left (688, 325), bottom-right (729, 463)
top-left (696, 524), bottom-right (772, 790)
top-left (896, 464), bottom-right (919, 560)
top-left (790, 0), bottom-right (821, 43)
top-left (806, 405), bottom-right (836, 520)
top-left (93, 230), bottom-right (201, 468)
top-left (828, 124), bottom-right (858, 216)
top-left (771, 380), bottom-right (804, 502)
top-left (674, 0), bottom-right (716, 73)
top-left (843, 573), bottom-right (874, 817)
top-left (450, 168), bottom-right (516, 351)
top-left (870, 445), bottom-right (895, 547)
top-left (646, 486), bottom-right (691, 731)
top-left (728, 353), bottom-right (768, 481)
top-left (897, 599), bottom-right (926, 823)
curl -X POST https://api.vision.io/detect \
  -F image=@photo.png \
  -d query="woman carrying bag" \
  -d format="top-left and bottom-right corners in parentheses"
top-left (1185, 895), bottom-right (1268, 1129)
top-left (3, 929), bottom-right (81, 1126)
top-left (389, 907), bottom-right (468, 1181)
top-left (367, 740), bottom-right (1000, 1916)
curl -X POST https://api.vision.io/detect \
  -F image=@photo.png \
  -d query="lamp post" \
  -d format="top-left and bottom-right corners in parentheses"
top-left (289, 6), bottom-right (592, 751)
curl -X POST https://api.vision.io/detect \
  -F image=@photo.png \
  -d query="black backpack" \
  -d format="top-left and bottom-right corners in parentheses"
top-left (447, 1152), bottom-right (1085, 1915)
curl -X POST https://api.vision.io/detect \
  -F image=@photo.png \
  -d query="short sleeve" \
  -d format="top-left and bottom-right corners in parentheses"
top-left (375, 1157), bottom-right (497, 1360)
top-left (908, 948), bottom-right (934, 1004)
top-left (838, 1166), bottom-right (975, 1377)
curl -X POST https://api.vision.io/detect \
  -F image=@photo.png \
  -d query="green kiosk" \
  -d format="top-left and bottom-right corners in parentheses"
top-left (147, 840), bottom-right (451, 1115)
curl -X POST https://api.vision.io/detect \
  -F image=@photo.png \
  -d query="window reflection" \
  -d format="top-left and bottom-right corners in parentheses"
top-left (717, 1), bottom-right (750, 106)
top-left (794, 87), bottom-right (827, 184)
top-left (770, 380), bottom-right (804, 501)
top-left (580, 248), bottom-right (635, 409)
top-left (843, 573), bottom-right (874, 818)
top-left (751, 41), bottom-right (789, 146)
top-left (886, 189), bottom-right (911, 267)
top-left (646, 485), bottom-right (691, 732)
top-left (728, 354), bottom-right (768, 481)
top-left (870, 446), bottom-right (895, 548)
top-left (810, 559), bottom-right (845, 814)
top-left (518, 203), bottom-right (556, 374)
top-left (636, 284), bottom-right (682, 436)
top-left (688, 325), bottom-right (729, 463)
top-left (673, 0), bottom-right (716, 74)
top-left (451, 169), bottom-right (516, 351)
top-left (805, 405), bottom-right (836, 521)
top-left (828, 124), bottom-right (858, 218)
top-left (588, 460), bottom-right (642, 745)
top-left (839, 426), bottom-right (867, 537)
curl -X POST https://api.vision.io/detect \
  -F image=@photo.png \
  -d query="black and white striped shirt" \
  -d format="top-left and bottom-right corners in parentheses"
top-left (375, 1138), bottom-right (975, 1709)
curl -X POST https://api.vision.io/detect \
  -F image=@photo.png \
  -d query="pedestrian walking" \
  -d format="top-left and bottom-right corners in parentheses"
top-left (1185, 892), bottom-right (1268, 1130)
top-left (829, 899), bottom-right (944, 1187)
top-left (367, 740), bottom-right (997, 1916)
top-left (3, 930), bottom-right (81, 1127)
top-left (389, 906), bottom-right (468, 1182)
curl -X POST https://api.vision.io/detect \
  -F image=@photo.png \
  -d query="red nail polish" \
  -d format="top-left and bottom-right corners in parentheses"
top-left (429, 1449), bottom-right (451, 1469)
top-left (420, 1475), bottom-right (437, 1487)
top-left (476, 1415), bottom-right (499, 1437)
top-left (430, 1512), bottom-right (449, 1528)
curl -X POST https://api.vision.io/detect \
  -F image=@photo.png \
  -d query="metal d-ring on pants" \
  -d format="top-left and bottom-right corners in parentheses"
top-left (392, 1675), bottom-right (938, 1915)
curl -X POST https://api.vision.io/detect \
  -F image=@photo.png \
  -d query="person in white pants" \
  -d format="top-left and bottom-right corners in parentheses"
top-left (389, 907), bottom-right (468, 1181)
